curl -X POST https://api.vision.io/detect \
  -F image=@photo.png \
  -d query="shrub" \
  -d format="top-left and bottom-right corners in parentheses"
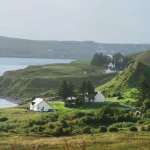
top-left (0, 117), bottom-right (8, 122)
top-left (60, 120), bottom-right (68, 128)
top-left (111, 122), bottom-right (134, 128)
top-left (72, 129), bottom-right (82, 135)
top-left (63, 127), bottom-right (72, 135)
top-left (140, 126), bottom-right (146, 131)
top-left (98, 126), bottom-right (107, 132)
top-left (34, 119), bottom-right (47, 125)
top-left (108, 126), bottom-right (118, 132)
top-left (54, 127), bottom-right (64, 136)
top-left (82, 126), bottom-right (91, 134)
top-left (49, 123), bottom-right (55, 129)
top-left (117, 96), bottom-right (124, 100)
top-left (83, 116), bottom-right (94, 124)
top-left (145, 125), bottom-right (150, 131)
top-left (129, 126), bottom-right (138, 132)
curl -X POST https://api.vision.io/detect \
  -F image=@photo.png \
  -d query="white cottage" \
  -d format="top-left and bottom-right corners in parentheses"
top-left (85, 91), bottom-right (105, 102)
top-left (94, 91), bottom-right (105, 102)
top-left (108, 62), bottom-right (115, 69)
top-left (30, 98), bottom-right (51, 111)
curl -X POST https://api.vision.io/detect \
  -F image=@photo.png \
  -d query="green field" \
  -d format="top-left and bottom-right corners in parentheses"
top-left (0, 60), bottom-right (117, 99)
top-left (0, 100), bottom-right (150, 150)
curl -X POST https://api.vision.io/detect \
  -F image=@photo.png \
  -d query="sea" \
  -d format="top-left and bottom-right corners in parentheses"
top-left (0, 57), bottom-right (73, 108)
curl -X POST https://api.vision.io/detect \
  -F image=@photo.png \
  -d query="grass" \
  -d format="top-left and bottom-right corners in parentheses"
top-left (0, 60), bottom-right (117, 99)
top-left (1, 132), bottom-right (150, 150)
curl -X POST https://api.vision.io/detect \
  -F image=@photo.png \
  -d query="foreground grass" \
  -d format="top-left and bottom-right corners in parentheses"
top-left (0, 132), bottom-right (150, 150)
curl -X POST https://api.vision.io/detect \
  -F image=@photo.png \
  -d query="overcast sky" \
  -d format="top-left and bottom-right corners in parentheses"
top-left (0, 0), bottom-right (149, 43)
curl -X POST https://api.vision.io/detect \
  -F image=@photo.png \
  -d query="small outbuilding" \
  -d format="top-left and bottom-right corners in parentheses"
top-left (85, 91), bottom-right (105, 102)
top-left (30, 98), bottom-right (52, 111)
top-left (94, 91), bottom-right (105, 102)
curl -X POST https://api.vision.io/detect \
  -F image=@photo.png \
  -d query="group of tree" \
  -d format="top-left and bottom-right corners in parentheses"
top-left (57, 79), bottom-right (95, 106)
top-left (90, 52), bottom-right (131, 69)
top-left (132, 73), bottom-right (150, 108)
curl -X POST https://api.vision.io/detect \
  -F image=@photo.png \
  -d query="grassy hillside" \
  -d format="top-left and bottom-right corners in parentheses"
top-left (135, 50), bottom-right (150, 67)
top-left (0, 61), bottom-right (117, 99)
top-left (97, 60), bottom-right (150, 96)
top-left (127, 49), bottom-right (150, 67)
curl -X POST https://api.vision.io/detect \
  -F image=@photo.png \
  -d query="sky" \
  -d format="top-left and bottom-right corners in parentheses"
top-left (0, 0), bottom-right (150, 43)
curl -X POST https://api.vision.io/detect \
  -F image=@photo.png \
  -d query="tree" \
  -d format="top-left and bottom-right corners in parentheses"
top-left (57, 79), bottom-right (69, 102)
top-left (77, 80), bottom-right (95, 103)
top-left (86, 80), bottom-right (95, 102)
top-left (137, 73), bottom-right (150, 102)
top-left (90, 53), bottom-right (100, 66)
top-left (77, 80), bottom-right (87, 100)
top-left (68, 81), bottom-right (75, 100)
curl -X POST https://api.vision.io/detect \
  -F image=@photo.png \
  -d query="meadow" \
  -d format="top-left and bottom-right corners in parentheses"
top-left (1, 130), bottom-right (150, 149)
top-left (0, 100), bottom-right (150, 150)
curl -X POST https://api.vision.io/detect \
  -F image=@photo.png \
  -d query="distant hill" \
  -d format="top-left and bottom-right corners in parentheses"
top-left (1, 36), bottom-right (150, 60)
top-left (97, 60), bottom-right (150, 96)
top-left (134, 50), bottom-right (150, 67)
top-left (127, 50), bottom-right (150, 67)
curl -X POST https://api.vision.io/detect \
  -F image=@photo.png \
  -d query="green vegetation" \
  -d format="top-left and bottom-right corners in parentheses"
top-left (127, 49), bottom-right (150, 67)
top-left (97, 60), bottom-right (150, 98)
top-left (91, 52), bottom-right (131, 70)
top-left (1, 101), bottom-right (150, 149)
top-left (0, 60), bottom-right (116, 99)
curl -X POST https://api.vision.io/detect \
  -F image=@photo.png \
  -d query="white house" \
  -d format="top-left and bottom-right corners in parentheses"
top-left (30, 98), bottom-right (52, 111)
top-left (105, 68), bottom-right (116, 73)
top-left (85, 91), bottom-right (105, 102)
top-left (66, 97), bottom-right (76, 101)
top-left (108, 62), bottom-right (115, 69)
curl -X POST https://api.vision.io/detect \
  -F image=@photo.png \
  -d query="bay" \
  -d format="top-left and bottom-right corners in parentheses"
top-left (0, 57), bottom-right (74, 76)
top-left (0, 98), bottom-right (17, 108)
top-left (0, 57), bottom-right (74, 108)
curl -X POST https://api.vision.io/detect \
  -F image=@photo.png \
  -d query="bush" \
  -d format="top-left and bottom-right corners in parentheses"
top-left (0, 117), bottom-right (8, 122)
top-left (63, 127), bottom-right (72, 135)
top-left (82, 126), bottom-right (91, 134)
top-left (49, 123), bottom-right (55, 129)
top-left (129, 126), bottom-right (138, 132)
top-left (140, 126), bottom-right (146, 131)
top-left (108, 126), bottom-right (118, 132)
top-left (111, 122), bottom-right (134, 128)
top-left (117, 96), bottom-right (124, 100)
top-left (54, 127), bottom-right (64, 136)
top-left (144, 125), bottom-right (150, 131)
top-left (72, 129), bottom-right (82, 135)
top-left (98, 126), bottom-right (107, 132)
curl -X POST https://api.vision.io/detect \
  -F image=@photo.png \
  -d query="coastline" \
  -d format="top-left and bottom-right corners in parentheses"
top-left (0, 96), bottom-right (22, 105)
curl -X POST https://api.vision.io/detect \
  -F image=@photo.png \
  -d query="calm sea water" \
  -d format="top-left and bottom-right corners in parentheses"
top-left (0, 99), bottom-right (17, 108)
top-left (0, 57), bottom-right (73, 108)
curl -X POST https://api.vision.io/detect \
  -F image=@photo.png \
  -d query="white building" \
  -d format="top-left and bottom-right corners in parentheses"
top-left (108, 62), bottom-right (115, 69)
top-left (85, 91), bottom-right (105, 102)
top-left (105, 68), bottom-right (116, 73)
top-left (30, 98), bottom-right (52, 111)
top-left (94, 91), bottom-right (105, 102)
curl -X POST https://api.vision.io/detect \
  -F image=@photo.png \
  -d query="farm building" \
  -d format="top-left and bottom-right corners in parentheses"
top-left (30, 98), bottom-right (52, 111)
top-left (108, 62), bottom-right (115, 69)
top-left (85, 91), bottom-right (105, 102)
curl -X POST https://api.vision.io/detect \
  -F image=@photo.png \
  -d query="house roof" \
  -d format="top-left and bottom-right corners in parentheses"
top-left (67, 97), bottom-right (76, 100)
top-left (31, 98), bottom-right (44, 106)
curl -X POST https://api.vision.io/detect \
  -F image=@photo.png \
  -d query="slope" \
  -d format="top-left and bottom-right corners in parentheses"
top-left (127, 50), bottom-right (150, 67)
top-left (97, 60), bottom-right (150, 96)
top-left (0, 61), bottom-right (117, 99)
